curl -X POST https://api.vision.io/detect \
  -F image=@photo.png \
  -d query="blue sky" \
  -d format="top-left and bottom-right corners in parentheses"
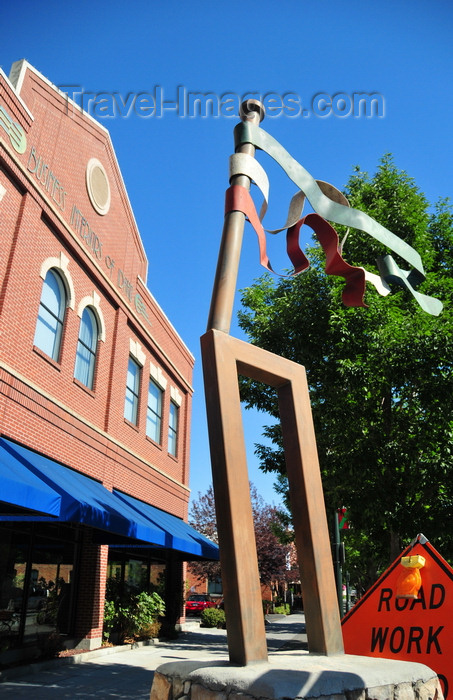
top-left (2, 0), bottom-right (452, 509)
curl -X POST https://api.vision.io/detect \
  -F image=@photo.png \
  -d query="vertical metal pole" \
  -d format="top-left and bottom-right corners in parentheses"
top-left (344, 570), bottom-right (351, 613)
top-left (334, 510), bottom-right (344, 617)
top-left (207, 100), bottom-right (265, 333)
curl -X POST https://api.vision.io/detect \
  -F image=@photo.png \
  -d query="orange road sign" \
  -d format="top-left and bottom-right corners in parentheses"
top-left (342, 535), bottom-right (453, 699)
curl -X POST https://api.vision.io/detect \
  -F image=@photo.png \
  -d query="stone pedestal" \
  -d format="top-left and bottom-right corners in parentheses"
top-left (150, 652), bottom-right (443, 700)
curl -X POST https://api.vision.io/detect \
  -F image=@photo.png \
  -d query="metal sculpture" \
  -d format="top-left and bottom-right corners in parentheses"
top-left (201, 100), bottom-right (441, 666)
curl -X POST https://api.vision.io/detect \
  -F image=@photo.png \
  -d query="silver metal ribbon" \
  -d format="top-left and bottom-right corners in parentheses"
top-left (229, 152), bottom-right (305, 233)
top-left (229, 154), bottom-right (391, 299)
top-left (234, 122), bottom-right (443, 316)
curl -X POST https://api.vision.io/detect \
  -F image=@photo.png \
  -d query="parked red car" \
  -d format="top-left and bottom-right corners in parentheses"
top-left (185, 594), bottom-right (217, 615)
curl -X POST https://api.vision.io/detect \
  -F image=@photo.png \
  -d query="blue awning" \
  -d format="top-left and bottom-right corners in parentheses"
top-left (0, 438), bottom-right (168, 546)
top-left (0, 441), bottom-right (61, 517)
top-left (113, 490), bottom-right (219, 560)
top-left (0, 438), bottom-right (219, 560)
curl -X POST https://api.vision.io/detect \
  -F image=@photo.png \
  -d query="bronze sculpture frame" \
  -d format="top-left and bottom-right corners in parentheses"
top-left (201, 100), bottom-right (343, 665)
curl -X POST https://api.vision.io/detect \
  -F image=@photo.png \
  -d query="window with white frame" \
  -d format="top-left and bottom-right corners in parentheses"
top-left (74, 307), bottom-right (98, 389)
top-left (34, 269), bottom-right (66, 361)
top-left (168, 400), bottom-right (179, 457)
top-left (124, 356), bottom-right (141, 425)
top-left (146, 379), bottom-right (163, 443)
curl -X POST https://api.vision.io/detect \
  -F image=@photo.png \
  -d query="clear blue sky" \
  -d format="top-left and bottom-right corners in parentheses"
top-left (2, 0), bottom-right (452, 508)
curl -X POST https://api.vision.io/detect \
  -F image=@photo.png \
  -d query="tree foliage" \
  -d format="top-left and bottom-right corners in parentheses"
top-left (237, 155), bottom-right (453, 591)
top-left (188, 483), bottom-right (299, 586)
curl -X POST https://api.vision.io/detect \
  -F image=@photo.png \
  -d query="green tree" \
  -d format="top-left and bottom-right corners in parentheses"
top-left (238, 155), bottom-right (453, 592)
top-left (188, 484), bottom-right (299, 588)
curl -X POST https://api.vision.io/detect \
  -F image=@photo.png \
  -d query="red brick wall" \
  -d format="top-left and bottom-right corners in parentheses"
top-left (74, 532), bottom-right (108, 641)
top-left (0, 61), bottom-right (196, 643)
top-left (0, 64), bottom-right (194, 515)
top-left (186, 570), bottom-right (209, 596)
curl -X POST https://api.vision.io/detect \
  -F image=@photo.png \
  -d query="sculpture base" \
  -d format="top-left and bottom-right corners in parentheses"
top-left (150, 652), bottom-right (443, 700)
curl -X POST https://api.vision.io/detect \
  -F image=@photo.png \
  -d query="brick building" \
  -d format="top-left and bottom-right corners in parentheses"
top-left (0, 60), bottom-right (217, 663)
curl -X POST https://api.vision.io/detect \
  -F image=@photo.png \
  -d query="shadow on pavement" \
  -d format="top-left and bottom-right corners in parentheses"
top-left (0, 660), bottom-right (154, 700)
top-left (265, 619), bottom-right (308, 652)
top-left (155, 628), bottom-right (229, 660)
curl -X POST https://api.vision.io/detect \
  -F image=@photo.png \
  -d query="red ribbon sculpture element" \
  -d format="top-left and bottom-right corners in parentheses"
top-left (225, 184), bottom-right (367, 308)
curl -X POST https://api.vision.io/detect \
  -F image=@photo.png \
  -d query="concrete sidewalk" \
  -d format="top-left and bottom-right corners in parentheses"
top-left (0, 614), bottom-right (307, 699)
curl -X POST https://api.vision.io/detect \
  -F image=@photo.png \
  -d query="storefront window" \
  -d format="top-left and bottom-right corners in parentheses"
top-left (107, 552), bottom-right (165, 597)
top-left (26, 533), bottom-right (74, 642)
top-left (0, 524), bottom-right (76, 662)
top-left (0, 530), bottom-right (26, 651)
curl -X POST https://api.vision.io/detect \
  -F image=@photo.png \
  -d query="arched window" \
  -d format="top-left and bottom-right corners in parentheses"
top-left (74, 307), bottom-right (98, 389)
top-left (34, 269), bottom-right (66, 361)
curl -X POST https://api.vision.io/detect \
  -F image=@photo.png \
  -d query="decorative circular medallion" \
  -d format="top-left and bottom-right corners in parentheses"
top-left (86, 158), bottom-right (110, 215)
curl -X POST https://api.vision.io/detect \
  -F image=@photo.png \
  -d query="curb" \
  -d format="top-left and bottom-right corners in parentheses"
top-left (0, 638), bottom-right (159, 683)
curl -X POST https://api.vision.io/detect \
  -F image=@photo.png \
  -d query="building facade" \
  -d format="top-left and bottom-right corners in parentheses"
top-left (0, 60), bottom-right (217, 664)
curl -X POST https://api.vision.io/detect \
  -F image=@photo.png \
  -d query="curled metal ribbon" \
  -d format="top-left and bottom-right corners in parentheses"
top-left (377, 255), bottom-right (440, 316)
top-left (225, 184), bottom-right (368, 307)
top-left (229, 152), bottom-right (306, 232)
top-left (233, 121), bottom-right (442, 316)
top-left (229, 153), bottom-right (390, 299)
top-left (224, 184), bottom-right (307, 275)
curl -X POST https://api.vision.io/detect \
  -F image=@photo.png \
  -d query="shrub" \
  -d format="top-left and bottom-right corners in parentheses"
top-left (103, 599), bottom-right (116, 641)
top-left (200, 607), bottom-right (226, 628)
top-left (135, 591), bottom-right (165, 629)
top-left (273, 604), bottom-right (290, 615)
top-left (138, 620), bottom-right (161, 640)
top-left (103, 585), bottom-right (165, 643)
